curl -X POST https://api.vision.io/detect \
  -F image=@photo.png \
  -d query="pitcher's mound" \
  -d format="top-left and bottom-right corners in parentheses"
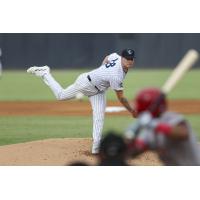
top-left (0, 138), bottom-right (162, 166)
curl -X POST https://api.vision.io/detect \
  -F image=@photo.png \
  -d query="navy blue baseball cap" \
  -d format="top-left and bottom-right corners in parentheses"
top-left (121, 49), bottom-right (136, 60)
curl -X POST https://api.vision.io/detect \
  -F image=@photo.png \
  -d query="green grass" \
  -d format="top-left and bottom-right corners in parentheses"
top-left (0, 69), bottom-right (199, 146)
top-left (0, 115), bottom-right (134, 146)
top-left (0, 69), bottom-right (200, 100)
top-left (0, 115), bottom-right (199, 146)
top-left (186, 115), bottom-right (200, 138)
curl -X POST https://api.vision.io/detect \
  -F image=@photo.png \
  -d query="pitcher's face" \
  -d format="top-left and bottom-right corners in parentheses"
top-left (122, 57), bottom-right (135, 69)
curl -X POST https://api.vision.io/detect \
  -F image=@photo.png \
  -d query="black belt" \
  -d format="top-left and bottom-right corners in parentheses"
top-left (87, 75), bottom-right (100, 92)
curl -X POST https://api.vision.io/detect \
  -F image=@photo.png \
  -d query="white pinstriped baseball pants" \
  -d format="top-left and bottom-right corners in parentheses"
top-left (42, 73), bottom-right (106, 145)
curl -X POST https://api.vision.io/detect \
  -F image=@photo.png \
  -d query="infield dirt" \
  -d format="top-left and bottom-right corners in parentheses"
top-left (0, 100), bottom-right (200, 116)
top-left (0, 100), bottom-right (199, 166)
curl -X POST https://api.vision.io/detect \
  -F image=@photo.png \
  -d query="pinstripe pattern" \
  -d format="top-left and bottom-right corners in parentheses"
top-left (89, 92), bottom-right (106, 144)
top-left (88, 53), bottom-right (126, 91)
top-left (41, 52), bottom-right (125, 153)
top-left (43, 74), bottom-right (80, 100)
top-left (43, 73), bottom-right (100, 99)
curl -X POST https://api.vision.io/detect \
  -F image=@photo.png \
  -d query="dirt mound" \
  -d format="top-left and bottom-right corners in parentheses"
top-left (0, 138), bottom-right (162, 166)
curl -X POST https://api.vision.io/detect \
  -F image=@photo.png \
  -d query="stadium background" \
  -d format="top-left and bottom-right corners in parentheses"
top-left (1, 33), bottom-right (200, 69)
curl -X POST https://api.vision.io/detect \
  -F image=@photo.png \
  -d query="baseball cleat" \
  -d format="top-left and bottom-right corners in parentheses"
top-left (27, 66), bottom-right (50, 77)
top-left (92, 142), bottom-right (100, 154)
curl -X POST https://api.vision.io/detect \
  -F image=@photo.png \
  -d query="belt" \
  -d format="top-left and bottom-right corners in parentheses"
top-left (87, 75), bottom-right (100, 92)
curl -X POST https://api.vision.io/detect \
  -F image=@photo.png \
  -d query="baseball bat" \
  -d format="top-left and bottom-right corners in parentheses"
top-left (162, 49), bottom-right (199, 94)
top-left (149, 49), bottom-right (199, 113)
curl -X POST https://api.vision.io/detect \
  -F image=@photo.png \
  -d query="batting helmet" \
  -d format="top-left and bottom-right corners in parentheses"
top-left (134, 88), bottom-right (167, 117)
top-left (121, 49), bottom-right (135, 60)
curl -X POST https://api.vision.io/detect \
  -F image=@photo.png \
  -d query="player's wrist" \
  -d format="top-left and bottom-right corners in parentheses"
top-left (155, 123), bottom-right (172, 136)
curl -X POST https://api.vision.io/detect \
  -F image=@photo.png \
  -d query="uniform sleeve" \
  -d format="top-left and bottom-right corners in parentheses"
top-left (110, 78), bottom-right (124, 91)
top-left (138, 127), bottom-right (165, 150)
top-left (125, 123), bottom-right (159, 150)
top-left (161, 112), bottom-right (185, 126)
top-left (107, 53), bottom-right (119, 62)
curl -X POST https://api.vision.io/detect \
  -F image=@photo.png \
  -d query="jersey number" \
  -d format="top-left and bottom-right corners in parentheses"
top-left (105, 58), bottom-right (118, 68)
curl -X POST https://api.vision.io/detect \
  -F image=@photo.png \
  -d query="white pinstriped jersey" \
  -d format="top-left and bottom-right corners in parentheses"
top-left (88, 53), bottom-right (126, 92)
top-left (43, 67), bottom-right (108, 146)
top-left (41, 52), bottom-right (128, 151)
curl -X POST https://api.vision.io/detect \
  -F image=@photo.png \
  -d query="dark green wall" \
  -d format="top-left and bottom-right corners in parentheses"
top-left (0, 33), bottom-right (199, 69)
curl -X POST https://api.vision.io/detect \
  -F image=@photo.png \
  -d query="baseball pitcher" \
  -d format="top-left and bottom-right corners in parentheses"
top-left (27, 49), bottom-right (137, 154)
top-left (125, 88), bottom-right (200, 165)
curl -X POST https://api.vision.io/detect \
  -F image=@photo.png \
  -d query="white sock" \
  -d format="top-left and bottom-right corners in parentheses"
top-left (42, 73), bottom-right (63, 99)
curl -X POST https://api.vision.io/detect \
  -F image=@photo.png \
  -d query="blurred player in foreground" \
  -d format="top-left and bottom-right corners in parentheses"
top-left (98, 131), bottom-right (128, 166)
top-left (27, 49), bottom-right (137, 154)
top-left (125, 88), bottom-right (200, 165)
